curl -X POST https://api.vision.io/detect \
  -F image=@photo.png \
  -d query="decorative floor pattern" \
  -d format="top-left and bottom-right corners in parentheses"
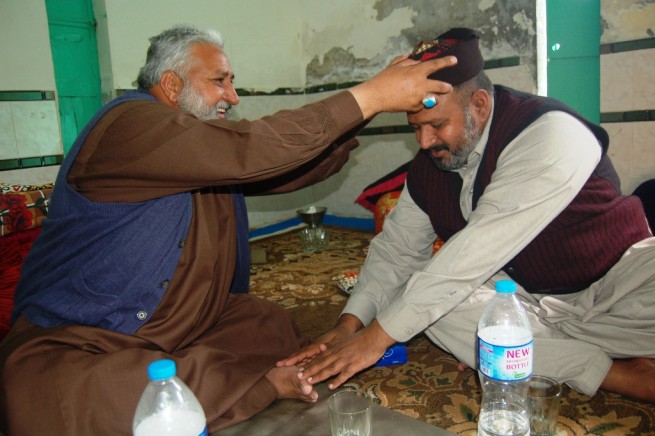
top-left (249, 227), bottom-right (655, 435)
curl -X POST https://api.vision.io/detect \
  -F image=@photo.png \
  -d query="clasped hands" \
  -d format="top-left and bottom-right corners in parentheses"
top-left (276, 315), bottom-right (396, 391)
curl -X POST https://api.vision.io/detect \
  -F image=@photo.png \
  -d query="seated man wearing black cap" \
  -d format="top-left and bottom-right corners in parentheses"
top-left (279, 28), bottom-right (655, 403)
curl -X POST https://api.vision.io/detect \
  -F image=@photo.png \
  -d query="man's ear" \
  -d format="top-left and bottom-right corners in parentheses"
top-left (159, 70), bottom-right (184, 104)
top-left (471, 89), bottom-right (491, 122)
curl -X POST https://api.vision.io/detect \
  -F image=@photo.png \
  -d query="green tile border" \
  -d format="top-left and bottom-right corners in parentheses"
top-left (0, 155), bottom-right (63, 172)
top-left (359, 125), bottom-right (413, 136)
top-left (600, 37), bottom-right (655, 55)
top-left (601, 110), bottom-right (655, 123)
top-left (0, 91), bottom-right (55, 101)
top-left (484, 56), bottom-right (521, 69)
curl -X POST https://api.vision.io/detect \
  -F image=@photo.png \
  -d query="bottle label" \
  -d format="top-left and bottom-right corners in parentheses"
top-left (478, 336), bottom-right (533, 381)
top-left (134, 411), bottom-right (207, 436)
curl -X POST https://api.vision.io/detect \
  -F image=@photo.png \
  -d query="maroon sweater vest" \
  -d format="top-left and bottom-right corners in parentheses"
top-left (407, 85), bottom-right (651, 294)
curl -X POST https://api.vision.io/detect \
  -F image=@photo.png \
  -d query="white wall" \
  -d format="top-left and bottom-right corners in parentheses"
top-left (100, 0), bottom-right (306, 91)
top-left (0, 0), bottom-right (55, 90)
top-left (601, 47), bottom-right (655, 195)
top-left (0, 0), bottom-right (62, 163)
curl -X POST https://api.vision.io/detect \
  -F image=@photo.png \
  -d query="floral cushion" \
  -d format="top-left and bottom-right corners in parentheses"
top-left (332, 271), bottom-right (359, 294)
top-left (0, 183), bottom-right (53, 339)
top-left (0, 184), bottom-right (53, 237)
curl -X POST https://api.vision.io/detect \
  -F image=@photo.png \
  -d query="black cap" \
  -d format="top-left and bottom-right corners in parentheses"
top-left (409, 27), bottom-right (484, 85)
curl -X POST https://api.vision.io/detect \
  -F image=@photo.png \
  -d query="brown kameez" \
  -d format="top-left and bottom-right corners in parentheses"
top-left (0, 92), bottom-right (363, 435)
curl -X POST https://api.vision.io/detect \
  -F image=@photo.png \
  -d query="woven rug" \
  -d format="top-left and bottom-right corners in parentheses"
top-left (249, 226), bottom-right (655, 436)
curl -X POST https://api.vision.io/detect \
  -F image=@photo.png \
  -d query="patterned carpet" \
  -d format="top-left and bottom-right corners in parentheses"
top-left (249, 226), bottom-right (655, 436)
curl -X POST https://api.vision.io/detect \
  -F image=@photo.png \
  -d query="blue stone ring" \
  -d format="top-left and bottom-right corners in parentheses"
top-left (422, 93), bottom-right (438, 108)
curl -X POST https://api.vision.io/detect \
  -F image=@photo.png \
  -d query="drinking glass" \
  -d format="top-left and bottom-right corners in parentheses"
top-left (327, 390), bottom-right (372, 436)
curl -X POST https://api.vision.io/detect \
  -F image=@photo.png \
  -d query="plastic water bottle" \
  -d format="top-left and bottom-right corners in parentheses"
top-left (133, 359), bottom-right (208, 436)
top-left (477, 280), bottom-right (533, 436)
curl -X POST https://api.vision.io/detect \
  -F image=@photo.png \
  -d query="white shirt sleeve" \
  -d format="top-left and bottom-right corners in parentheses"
top-left (343, 111), bottom-right (603, 342)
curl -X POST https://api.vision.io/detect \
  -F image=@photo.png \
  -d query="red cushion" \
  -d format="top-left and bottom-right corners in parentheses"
top-left (0, 227), bottom-right (41, 340)
top-left (355, 162), bottom-right (409, 213)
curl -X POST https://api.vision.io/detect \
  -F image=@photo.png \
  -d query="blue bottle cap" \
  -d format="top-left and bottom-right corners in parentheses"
top-left (495, 280), bottom-right (517, 293)
top-left (147, 359), bottom-right (176, 381)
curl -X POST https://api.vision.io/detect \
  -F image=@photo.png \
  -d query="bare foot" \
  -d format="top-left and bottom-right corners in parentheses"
top-left (600, 358), bottom-right (655, 403)
top-left (265, 365), bottom-right (318, 403)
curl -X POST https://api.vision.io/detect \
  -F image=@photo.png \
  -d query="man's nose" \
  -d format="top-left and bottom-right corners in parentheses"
top-left (418, 129), bottom-right (438, 150)
top-left (224, 83), bottom-right (239, 106)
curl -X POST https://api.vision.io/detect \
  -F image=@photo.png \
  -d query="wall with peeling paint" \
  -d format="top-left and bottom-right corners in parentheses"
top-left (602, 0), bottom-right (655, 42)
top-left (302, 0), bottom-right (538, 88)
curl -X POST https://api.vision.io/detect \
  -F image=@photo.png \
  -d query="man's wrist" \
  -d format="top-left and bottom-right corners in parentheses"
top-left (367, 320), bottom-right (396, 351)
top-left (337, 313), bottom-right (364, 333)
top-left (348, 84), bottom-right (379, 120)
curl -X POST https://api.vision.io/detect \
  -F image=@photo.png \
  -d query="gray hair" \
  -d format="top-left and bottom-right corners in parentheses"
top-left (136, 25), bottom-right (224, 89)
top-left (453, 70), bottom-right (493, 107)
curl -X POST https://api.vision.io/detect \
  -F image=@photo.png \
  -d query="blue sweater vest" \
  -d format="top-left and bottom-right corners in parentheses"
top-left (12, 90), bottom-right (195, 334)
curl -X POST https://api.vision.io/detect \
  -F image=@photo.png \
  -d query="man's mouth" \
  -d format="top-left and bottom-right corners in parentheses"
top-left (429, 145), bottom-right (449, 159)
top-left (216, 106), bottom-right (229, 119)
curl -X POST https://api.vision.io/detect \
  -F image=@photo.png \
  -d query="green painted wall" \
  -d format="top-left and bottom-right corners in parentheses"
top-left (46, 0), bottom-right (102, 154)
top-left (547, 0), bottom-right (601, 123)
